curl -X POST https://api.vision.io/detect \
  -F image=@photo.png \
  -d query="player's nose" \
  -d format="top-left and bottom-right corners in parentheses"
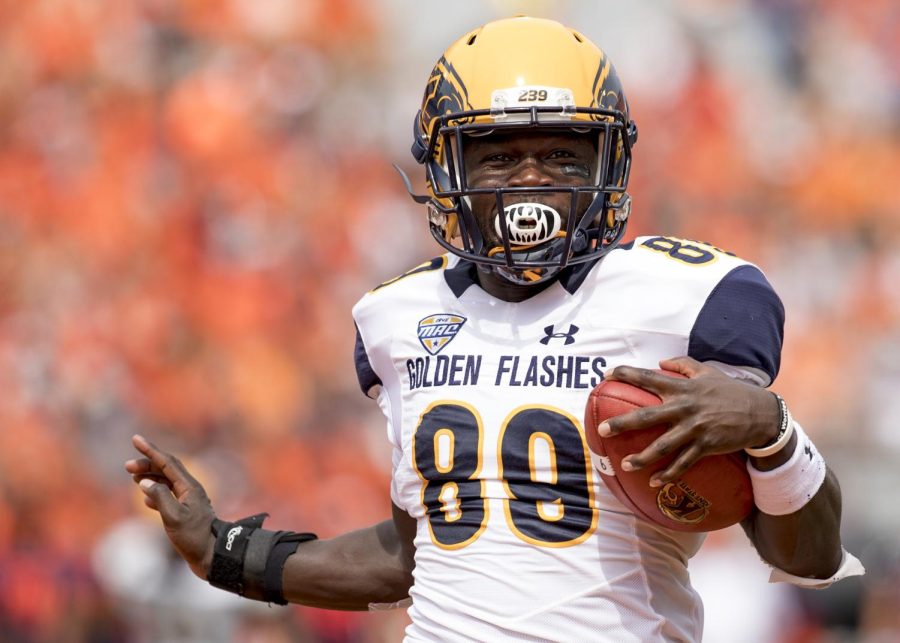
top-left (507, 158), bottom-right (554, 188)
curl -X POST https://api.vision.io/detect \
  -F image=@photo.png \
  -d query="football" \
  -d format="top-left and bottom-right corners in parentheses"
top-left (584, 372), bottom-right (754, 532)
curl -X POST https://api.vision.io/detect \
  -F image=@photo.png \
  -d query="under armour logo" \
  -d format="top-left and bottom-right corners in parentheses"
top-left (540, 324), bottom-right (579, 345)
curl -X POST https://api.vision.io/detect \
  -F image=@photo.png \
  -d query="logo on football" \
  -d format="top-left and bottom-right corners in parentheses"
top-left (656, 481), bottom-right (710, 525)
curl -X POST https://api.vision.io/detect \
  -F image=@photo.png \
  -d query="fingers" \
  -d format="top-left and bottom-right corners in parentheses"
top-left (126, 452), bottom-right (172, 513)
top-left (597, 402), bottom-right (684, 437)
top-left (143, 492), bottom-right (160, 511)
top-left (126, 434), bottom-right (211, 528)
top-left (620, 426), bottom-right (692, 473)
top-left (605, 365), bottom-right (685, 394)
top-left (598, 359), bottom-right (706, 437)
top-left (623, 439), bottom-right (703, 487)
top-left (606, 358), bottom-right (719, 388)
top-left (657, 356), bottom-right (704, 377)
top-left (137, 477), bottom-right (184, 522)
top-left (130, 434), bottom-right (204, 502)
top-left (132, 473), bottom-right (175, 491)
top-left (124, 457), bottom-right (155, 475)
top-left (649, 445), bottom-right (703, 487)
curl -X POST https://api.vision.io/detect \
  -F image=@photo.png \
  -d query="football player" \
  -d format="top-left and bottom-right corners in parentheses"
top-left (127, 16), bottom-right (863, 641)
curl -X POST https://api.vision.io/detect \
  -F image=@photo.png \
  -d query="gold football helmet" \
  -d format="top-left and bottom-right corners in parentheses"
top-left (400, 16), bottom-right (638, 285)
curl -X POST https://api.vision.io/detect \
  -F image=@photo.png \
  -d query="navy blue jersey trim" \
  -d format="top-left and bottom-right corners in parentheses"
top-left (354, 325), bottom-right (381, 396)
top-left (444, 259), bottom-right (480, 298)
top-left (558, 258), bottom-right (600, 295)
top-left (688, 265), bottom-right (784, 382)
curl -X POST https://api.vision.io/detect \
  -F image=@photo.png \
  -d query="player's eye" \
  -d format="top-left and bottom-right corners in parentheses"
top-left (483, 152), bottom-right (514, 164)
top-left (547, 149), bottom-right (576, 159)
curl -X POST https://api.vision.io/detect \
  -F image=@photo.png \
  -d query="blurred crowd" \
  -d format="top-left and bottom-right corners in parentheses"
top-left (0, 0), bottom-right (897, 641)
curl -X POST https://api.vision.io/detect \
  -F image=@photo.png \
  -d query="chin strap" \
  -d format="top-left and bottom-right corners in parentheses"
top-left (484, 227), bottom-right (591, 285)
top-left (486, 231), bottom-right (568, 259)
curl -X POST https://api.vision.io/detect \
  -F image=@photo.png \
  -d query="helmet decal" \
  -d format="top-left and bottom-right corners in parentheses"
top-left (419, 56), bottom-right (472, 160)
top-left (591, 56), bottom-right (611, 102)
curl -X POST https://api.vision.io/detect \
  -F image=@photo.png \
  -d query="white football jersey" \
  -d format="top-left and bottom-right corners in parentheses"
top-left (352, 236), bottom-right (784, 642)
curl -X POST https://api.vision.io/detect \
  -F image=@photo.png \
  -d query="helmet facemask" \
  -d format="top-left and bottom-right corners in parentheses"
top-left (416, 106), bottom-right (633, 285)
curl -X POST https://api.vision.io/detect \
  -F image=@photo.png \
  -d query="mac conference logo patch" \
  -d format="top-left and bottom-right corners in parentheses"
top-left (417, 314), bottom-right (466, 355)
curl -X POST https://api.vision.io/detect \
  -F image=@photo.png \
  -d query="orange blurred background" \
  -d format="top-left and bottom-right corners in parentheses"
top-left (0, 1), bottom-right (897, 641)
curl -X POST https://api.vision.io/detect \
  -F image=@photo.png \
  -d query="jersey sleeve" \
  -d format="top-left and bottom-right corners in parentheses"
top-left (354, 324), bottom-right (382, 398)
top-left (687, 264), bottom-right (785, 386)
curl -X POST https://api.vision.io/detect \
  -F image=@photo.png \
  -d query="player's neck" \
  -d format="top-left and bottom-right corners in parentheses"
top-left (476, 270), bottom-right (556, 302)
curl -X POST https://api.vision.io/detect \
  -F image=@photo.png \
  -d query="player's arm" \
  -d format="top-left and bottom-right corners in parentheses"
top-left (125, 434), bottom-right (416, 609)
top-left (281, 502), bottom-right (416, 609)
top-left (739, 431), bottom-right (842, 578)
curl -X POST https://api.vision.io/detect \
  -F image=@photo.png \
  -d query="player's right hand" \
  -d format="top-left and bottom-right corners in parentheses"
top-left (125, 434), bottom-right (216, 580)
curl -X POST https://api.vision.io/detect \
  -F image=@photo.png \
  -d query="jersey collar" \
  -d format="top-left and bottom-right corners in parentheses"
top-left (443, 255), bottom-right (609, 300)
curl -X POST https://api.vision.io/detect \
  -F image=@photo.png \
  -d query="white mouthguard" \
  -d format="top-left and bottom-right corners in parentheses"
top-left (494, 203), bottom-right (562, 247)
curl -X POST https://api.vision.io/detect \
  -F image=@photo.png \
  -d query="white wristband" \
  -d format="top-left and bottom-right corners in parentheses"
top-left (747, 421), bottom-right (827, 516)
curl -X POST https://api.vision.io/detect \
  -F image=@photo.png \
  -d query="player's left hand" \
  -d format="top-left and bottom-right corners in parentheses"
top-left (124, 435), bottom-right (216, 580)
top-left (598, 356), bottom-right (780, 487)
